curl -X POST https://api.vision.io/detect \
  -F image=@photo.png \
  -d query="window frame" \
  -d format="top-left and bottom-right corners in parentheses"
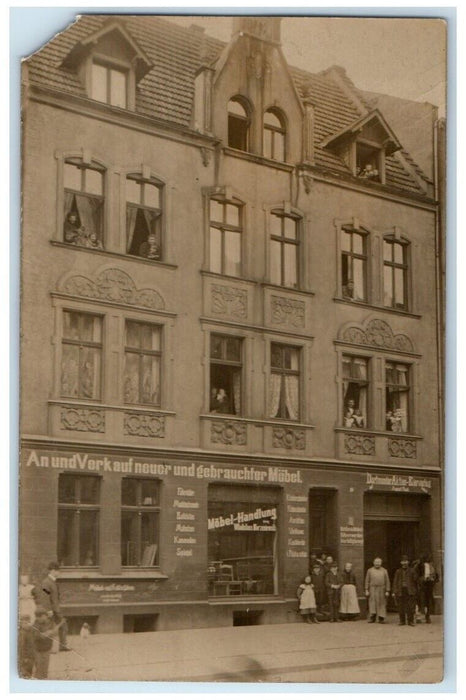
top-left (125, 174), bottom-right (164, 260)
top-left (63, 158), bottom-right (106, 249)
top-left (340, 224), bottom-right (369, 302)
top-left (90, 59), bottom-right (129, 109)
top-left (269, 210), bottom-right (301, 289)
top-left (263, 108), bottom-right (286, 162)
top-left (208, 196), bottom-right (243, 277)
top-left (341, 354), bottom-right (370, 429)
top-left (123, 320), bottom-right (163, 407)
top-left (383, 235), bottom-right (409, 311)
top-left (209, 333), bottom-right (243, 416)
top-left (60, 309), bottom-right (103, 401)
top-left (269, 342), bottom-right (301, 421)
top-left (121, 478), bottom-right (160, 568)
top-left (385, 360), bottom-right (411, 433)
top-left (57, 474), bottom-right (101, 568)
top-left (227, 96), bottom-right (251, 152)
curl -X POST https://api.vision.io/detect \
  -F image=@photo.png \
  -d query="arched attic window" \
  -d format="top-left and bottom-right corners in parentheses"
top-left (227, 97), bottom-right (250, 152)
top-left (263, 109), bottom-right (286, 161)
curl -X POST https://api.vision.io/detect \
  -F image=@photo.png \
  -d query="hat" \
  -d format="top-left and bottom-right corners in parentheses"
top-left (47, 561), bottom-right (59, 571)
top-left (400, 554), bottom-right (409, 562)
top-left (34, 606), bottom-right (48, 616)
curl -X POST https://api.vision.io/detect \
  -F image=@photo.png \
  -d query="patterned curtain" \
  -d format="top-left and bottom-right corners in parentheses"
top-left (126, 207), bottom-right (138, 251)
top-left (232, 371), bottom-right (241, 415)
top-left (269, 373), bottom-right (281, 418)
top-left (75, 194), bottom-right (101, 240)
top-left (284, 375), bottom-right (299, 420)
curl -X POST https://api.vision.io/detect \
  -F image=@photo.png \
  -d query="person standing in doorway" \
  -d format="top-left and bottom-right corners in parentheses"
top-left (310, 562), bottom-right (326, 617)
top-left (35, 562), bottom-right (70, 652)
top-left (415, 553), bottom-right (439, 623)
top-left (339, 562), bottom-right (360, 620)
top-left (365, 557), bottom-right (390, 623)
top-left (393, 555), bottom-right (418, 626)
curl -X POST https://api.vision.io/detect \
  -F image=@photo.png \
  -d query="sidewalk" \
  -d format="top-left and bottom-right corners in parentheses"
top-left (49, 615), bottom-right (443, 683)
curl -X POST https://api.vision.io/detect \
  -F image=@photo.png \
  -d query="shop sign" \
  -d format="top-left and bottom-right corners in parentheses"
top-left (60, 579), bottom-right (160, 605)
top-left (366, 472), bottom-right (433, 492)
top-left (207, 506), bottom-right (277, 531)
top-left (173, 487), bottom-right (199, 557)
top-left (340, 525), bottom-right (364, 546)
top-left (286, 494), bottom-right (307, 559)
top-left (24, 450), bottom-right (303, 484)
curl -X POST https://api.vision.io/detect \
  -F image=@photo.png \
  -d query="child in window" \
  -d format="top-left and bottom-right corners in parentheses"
top-left (297, 575), bottom-right (319, 624)
top-left (353, 409), bottom-right (365, 428)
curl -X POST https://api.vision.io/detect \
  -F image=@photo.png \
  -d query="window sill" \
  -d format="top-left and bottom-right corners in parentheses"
top-left (334, 296), bottom-right (421, 319)
top-left (50, 241), bottom-right (178, 269)
top-left (335, 426), bottom-right (422, 440)
top-left (59, 569), bottom-right (168, 580)
top-left (200, 414), bottom-right (315, 429)
top-left (261, 282), bottom-right (315, 297)
top-left (201, 270), bottom-right (258, 286)
top-left (223, 147), bottom-right (293, 172)
top-left (49, 399), bottom-right (176, 416)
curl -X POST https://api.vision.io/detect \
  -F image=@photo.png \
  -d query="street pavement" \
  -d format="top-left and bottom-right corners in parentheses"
top-left (49, 614), bottom-right (443, 684)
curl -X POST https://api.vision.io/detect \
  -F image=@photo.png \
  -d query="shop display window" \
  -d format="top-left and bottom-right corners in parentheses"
top-left (57, 474), bottom-right (100, 567)
top-left (121, 479), bottom-right (160, 567)
top-left (208, 497), bottom-right (278, 596)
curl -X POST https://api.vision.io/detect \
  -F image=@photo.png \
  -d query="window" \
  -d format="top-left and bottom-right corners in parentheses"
top-left (356, 143), bottom-right (381, 181)
top-left (126, 176), bottom-right (162, 260)
top-left (63, 160), bottom-right (104, 248)
top-left (210, 334), bottom-right (242, 415)
top-left (91, 62), bottom-right (127, 108)
top-left (270, 212), bottom-right (299, 288)
top-left (263, 109), bottom-right (286, 161)
top-left (124, 321), bottom-right (161, 406)
top-left (228, 98), bottom-right (250, 151)
top-left (57, 475), bottom-right (100, 567)
top-left (209, 198), bottom-right (242, 276)
top-left (61, 311), bottom-right (102, 399)
top-left (121, 479), bottom-right (159, 567)
top-left (342, 356), bottom-right (369, 428)
top-left (208, 485), bottom-right (279, 596)
top-left (384, 238), bottom-right (408, 309)
top-left (385, 362), bottom-right (410, 432)
top-left (341, 226), bottom-right (367, 301)
top-left (269, 343), bottom-right (300, 420)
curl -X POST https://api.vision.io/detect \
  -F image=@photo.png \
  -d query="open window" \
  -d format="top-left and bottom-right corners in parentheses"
top-left (340, 225), bottom-right (368, 302)
top-left (263, 109), bottom-right (286, 161)
top-left (126, 176), bottom-right (163, 260)
top-left (63, 159), bottom-right (105, 249)
top-left (210, 334), bottom-right (242, 416)
top-left (342, 355), bottom-right (369, 428)
top-left (228, 97), bottom-right (251, 151)
top-left (385, 362), bottom-right (410, 433)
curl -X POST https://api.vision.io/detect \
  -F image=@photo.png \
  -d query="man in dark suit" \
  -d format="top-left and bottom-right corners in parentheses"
top-left (37, 562), bottom-right (70, 652)
top-left (393, 555), bottom-right (418, 626)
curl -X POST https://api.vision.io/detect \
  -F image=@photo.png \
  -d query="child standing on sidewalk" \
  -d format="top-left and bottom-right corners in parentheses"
top-left (325, 562), bottom-right (343, 622)
top-left (297, 575), bottom-right (319, 624)
top-left (31, 606), bottom-right (64, 679)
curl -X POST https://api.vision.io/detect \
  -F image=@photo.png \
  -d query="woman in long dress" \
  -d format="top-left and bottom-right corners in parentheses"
top-left (339, 562), bottom-right (360, 620)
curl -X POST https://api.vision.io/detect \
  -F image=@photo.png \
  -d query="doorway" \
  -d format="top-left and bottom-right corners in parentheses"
top-left (364, 519), bottom-right (420, 581)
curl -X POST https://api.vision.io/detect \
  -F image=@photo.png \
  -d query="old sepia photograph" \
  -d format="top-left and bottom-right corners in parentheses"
top-left (17, 12), bottom-right (447, 684)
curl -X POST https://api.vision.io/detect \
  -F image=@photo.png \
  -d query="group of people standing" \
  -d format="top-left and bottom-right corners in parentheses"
top-left (18, 562), bottom-right (71, 680)
top-left (297, 552), bottom-right (439, 627)
top-left (297, 555), bottom-right (360, 624)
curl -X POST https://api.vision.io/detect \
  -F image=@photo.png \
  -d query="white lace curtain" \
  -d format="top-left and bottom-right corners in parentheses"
top-left (232, 371), bottom-right (241, 414)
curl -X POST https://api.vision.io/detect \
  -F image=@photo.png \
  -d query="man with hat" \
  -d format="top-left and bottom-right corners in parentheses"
top-left (393, 554), bottom-right (418, 626)
top-left (35, 562), bottom-right (70, 652)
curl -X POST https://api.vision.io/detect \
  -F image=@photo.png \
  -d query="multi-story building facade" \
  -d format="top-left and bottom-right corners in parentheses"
top-left (20, 15), bottom-right (444, 633)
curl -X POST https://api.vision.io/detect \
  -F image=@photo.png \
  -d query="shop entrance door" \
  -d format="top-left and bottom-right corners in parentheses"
top-left (364, 519), bottom-right (419, 610)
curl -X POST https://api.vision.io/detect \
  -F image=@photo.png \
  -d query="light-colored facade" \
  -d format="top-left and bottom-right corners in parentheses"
top-left (20, 15), bottom-right (444, 633)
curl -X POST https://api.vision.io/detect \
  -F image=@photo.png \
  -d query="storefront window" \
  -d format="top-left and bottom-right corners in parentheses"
top-left (57, 474), bottom-right (100, 567)
top-left (121, 479), bottom-right (159, 567)
top-left (208, 493), bottom-right (278, 596)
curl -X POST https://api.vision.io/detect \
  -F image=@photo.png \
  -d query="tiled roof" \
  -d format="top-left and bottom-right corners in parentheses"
top-left (25, 14), bottom-right (430, 198)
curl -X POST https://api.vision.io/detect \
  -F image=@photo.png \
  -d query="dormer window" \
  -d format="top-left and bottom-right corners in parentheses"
top-left (263, 109), bottom-right (286, 161)
top-left (228, 98), bottom-right (250, 151)
top-left (91, 61), bottom-right (127, 108)
top-left (356, 143), bottom-right (382, 182)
